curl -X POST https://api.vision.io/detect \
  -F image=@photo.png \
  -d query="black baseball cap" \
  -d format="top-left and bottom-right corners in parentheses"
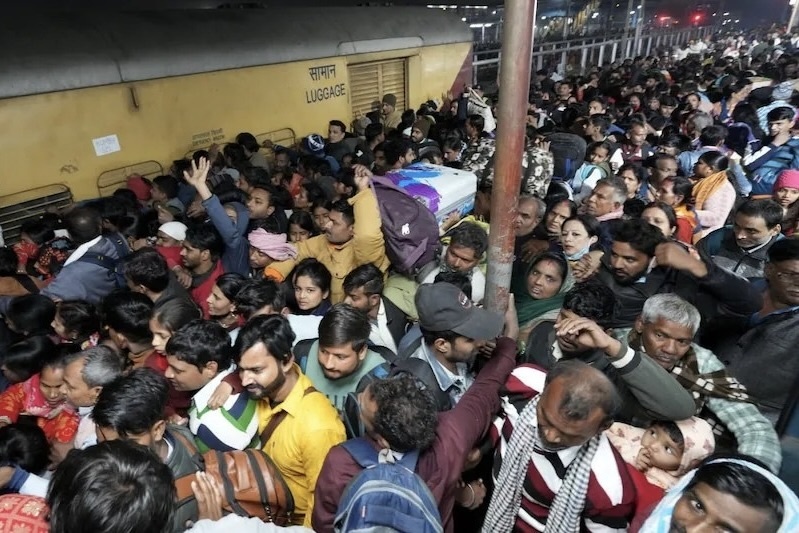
top-left (415, 283), bottom-right (503, 340)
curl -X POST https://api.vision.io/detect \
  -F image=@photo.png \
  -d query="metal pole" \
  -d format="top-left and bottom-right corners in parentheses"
top-left (622, 0), bottom-right (634, 60)
top-left (633, 0), bottom-right (644, 56)
top-left (485, 0), bottom-right (536, 313)
top-left (790, 0), bottom-right (799, 32)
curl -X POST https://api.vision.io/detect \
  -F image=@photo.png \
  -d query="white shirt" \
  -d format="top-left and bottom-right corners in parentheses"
top-left (63, 235), bottom-right (102, 266)
top-left (287, 314), bottom-right (323, 345)
top-left (75, 406), bottom-right (97, 450)
top-left (369, 299), bottom-right (398, 354)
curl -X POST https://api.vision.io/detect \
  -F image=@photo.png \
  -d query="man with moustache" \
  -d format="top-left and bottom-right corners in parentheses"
top-left (234, 314), bottom-right (345, 528)
top-left (594, 219), bottom-right (762, 328)
top-left (522, 280), bottom-right (696, 425)
top-left (482, 361), bottom-right (641, 532)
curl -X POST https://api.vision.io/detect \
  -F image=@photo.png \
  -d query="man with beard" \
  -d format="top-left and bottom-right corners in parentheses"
top-left (267, 165), bottom-right (389, 304)
top-left (384, 221), bottom-right (489, 320)
top-left (406, 282), bottom-right (505, 409)
top-left (179, 224), bottom-right (225, 319)
top-left (298, 303), bottom-right (389, 410)
top-left (482, 361), bottom-right (643, 532)
top-left (234, 314), bottom-right (345, 528)
top-left (522, 280), bottom-right (696, 425)
top-left (595, 219), bottom-right (762, 328)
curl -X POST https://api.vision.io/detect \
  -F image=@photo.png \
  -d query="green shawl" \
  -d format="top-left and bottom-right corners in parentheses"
top-left (513, 255), bottom-right (575, 329)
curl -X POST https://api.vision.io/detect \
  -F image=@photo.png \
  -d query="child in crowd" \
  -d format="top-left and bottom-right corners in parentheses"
top-left (247, 228), bottom-right (297, 280)
top-left (570, 140), bottom-right (612, 204)
top-left (206, 273), bottom-right (247, 344)
top-left (51, 300), bottom-right (101, 348)
top-left (151, 175), bottom-right (185, 215)
top-left (772, 169), bottom-right (799, 235)
top-left (0, 424), bottom-right (50, 479)
top-left (606, 417), bottom-right (715, 491)
top-left (4, 295), bottom-right (56, 340)
top-left (291, 258), bottom-right (332, 316)
top-left (287, 211), bottom-right (318, 243)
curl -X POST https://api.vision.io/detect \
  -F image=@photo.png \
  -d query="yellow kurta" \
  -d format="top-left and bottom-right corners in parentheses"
top-left (256, 365), bottom-right (345, 527)
top-left (270, 187), bottom-right (390, 303)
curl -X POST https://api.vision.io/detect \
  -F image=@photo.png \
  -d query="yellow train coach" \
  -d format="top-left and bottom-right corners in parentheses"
top-left (0, 7), bottom-right (473, 241)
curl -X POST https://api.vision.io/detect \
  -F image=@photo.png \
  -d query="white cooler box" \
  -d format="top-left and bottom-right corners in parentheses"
top-left (384, 163), bottom-right (477, 225)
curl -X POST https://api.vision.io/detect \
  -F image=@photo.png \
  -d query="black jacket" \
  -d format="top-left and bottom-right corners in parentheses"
top-left (703, 306), bottom-right (799, 424)
top-left (382, 296), bottom-right (411, 348)
top-left (595, 255), bottom-right (762, 329)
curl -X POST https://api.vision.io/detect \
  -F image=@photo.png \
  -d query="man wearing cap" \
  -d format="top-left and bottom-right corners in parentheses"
top-left (757, 81), bottom-right (797, 132)
top-left (410, 119), bottom-right (438, 154)
top-left (408, 282), bottom-right (504, 408)
top-left (380, 94), bottom-right (402, 132)
top-left (302, 134), bottom-right (340, 174)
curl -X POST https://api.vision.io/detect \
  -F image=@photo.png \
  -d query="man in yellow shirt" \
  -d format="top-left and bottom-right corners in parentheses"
top-left (234, 314), bottom-right (345, 527)
top-left (268, 165), bottom-right (389, 303)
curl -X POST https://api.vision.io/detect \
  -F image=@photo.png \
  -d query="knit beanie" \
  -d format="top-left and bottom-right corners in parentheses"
top-left (412, 119), bottom-right (431, 139)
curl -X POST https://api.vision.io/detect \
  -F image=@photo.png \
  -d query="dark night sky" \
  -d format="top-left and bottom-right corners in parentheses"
top-left (12, 0), bottom-right (788, 28)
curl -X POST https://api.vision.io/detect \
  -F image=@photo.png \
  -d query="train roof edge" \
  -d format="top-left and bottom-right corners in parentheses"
top-left (0, 7), bottom-right (472, 99)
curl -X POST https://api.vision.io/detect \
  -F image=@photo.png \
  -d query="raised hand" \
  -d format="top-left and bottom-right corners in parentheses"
top-left (183, 157), bottom-right (211, 189)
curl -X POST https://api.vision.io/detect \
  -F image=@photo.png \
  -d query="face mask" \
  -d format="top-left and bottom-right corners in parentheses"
top-left (564, 245), bottom-right (591, 261)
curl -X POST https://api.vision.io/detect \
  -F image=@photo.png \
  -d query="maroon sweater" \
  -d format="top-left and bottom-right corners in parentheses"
top-left (311, 336), bottom-right (518, 533)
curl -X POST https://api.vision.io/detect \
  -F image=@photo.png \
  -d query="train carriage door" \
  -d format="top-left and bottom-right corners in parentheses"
top-left (348, 59), bottom-right (407, 121)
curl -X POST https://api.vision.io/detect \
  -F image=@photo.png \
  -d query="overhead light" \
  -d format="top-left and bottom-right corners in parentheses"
top-left (630, 10), bottom-right (635, 14)
top-left (592, 12), bottom-right (599, 18)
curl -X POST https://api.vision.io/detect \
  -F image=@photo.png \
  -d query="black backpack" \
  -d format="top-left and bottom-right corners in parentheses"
top-left (546, 132), bottom-right (587, 182)
top-left (77, 235), bottom-right (130, 289)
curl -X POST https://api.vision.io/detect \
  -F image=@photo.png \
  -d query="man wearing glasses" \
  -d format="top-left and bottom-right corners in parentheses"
top-left (703, 238), bottom-right (799, 425)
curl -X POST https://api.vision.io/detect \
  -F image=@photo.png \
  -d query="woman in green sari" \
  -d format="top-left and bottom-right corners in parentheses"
top-left (513, 251), bottom-right (575, 348)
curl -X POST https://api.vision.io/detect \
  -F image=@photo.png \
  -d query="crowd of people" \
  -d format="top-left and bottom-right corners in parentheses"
top-left (0, 23), bottom-right (799, 533)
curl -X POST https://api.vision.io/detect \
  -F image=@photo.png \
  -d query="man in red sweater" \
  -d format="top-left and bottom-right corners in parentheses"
top-left (311, 333), bottom-right (517, 533)
top-left (179, 224), bottom-right (225, 319)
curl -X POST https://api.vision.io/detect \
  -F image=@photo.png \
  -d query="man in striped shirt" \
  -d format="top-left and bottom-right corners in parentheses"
top-left (164, 320), bottom-right (258, 452)
top-left (485, 362), bottom-right (641, 533)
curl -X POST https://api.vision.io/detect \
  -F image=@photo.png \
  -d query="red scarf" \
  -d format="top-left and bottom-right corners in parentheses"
top-left (21, 374), bottom-right (75, 419)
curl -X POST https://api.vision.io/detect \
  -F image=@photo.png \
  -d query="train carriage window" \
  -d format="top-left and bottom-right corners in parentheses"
top-left (0, 185), bottom-right (73, 244)
top-left (97, 161), bottom-right (164, 197)
top-left (348, 59), bottom-right (407, 120)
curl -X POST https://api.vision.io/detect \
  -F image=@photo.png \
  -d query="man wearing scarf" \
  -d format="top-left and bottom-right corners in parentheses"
top-left (618, 293), bottom-right (781, 473)
top-left (483, 361), bottom-right (638, 533)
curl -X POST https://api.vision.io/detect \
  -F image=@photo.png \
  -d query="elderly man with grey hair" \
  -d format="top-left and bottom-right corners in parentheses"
top-left (60, 345), bottom-right (126, 450)
top-left (0, 345), bottom-right (126, 497)
top-left (616, 293), bottom-right (782, 473)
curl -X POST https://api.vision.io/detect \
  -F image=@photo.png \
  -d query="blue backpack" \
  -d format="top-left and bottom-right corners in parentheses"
top-left (334, 438), bottom-right (443, 533)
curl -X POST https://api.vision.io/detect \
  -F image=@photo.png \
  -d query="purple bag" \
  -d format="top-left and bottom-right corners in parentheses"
top-left (370, 176), bottom-right (441, 276)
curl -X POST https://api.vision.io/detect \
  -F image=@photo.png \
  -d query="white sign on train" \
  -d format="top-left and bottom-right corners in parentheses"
top-left (92, 134), bottom-right (122, 157)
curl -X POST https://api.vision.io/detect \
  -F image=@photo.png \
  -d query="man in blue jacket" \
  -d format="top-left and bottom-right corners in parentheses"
top-left (182, 159), bottom-right (250, 276)
top-left (42, 207), bottom-right (124, 303)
